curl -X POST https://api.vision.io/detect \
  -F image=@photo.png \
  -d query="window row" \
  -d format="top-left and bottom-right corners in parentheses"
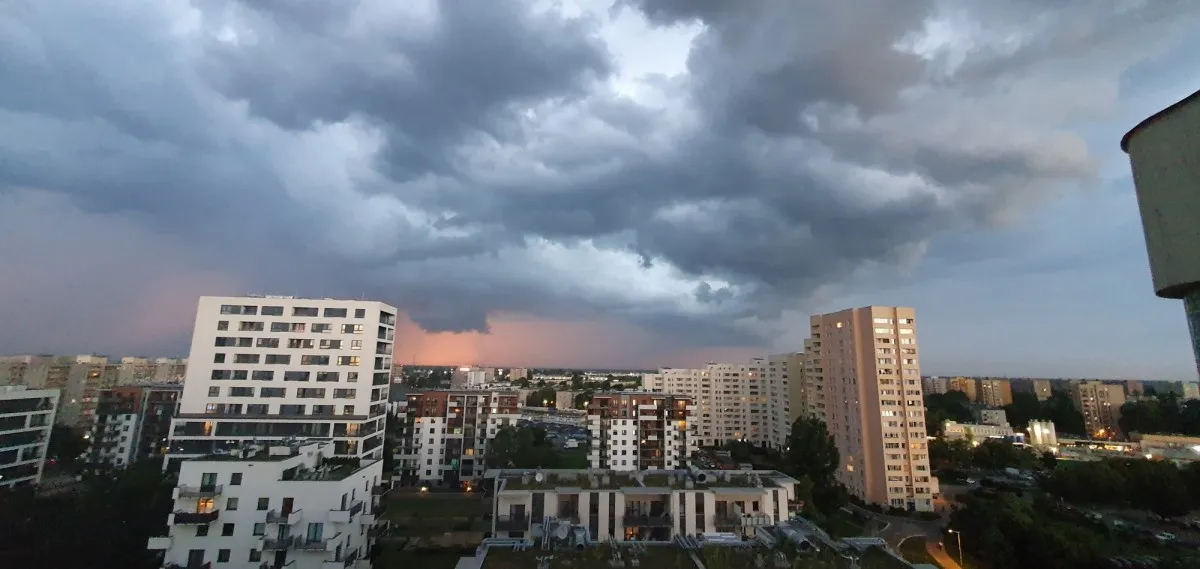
top-left (202, 403), bottom-right (361, 416)
top-left (206, 386), bottom-right (357, 399)
top-left (220, 304), bottom-right (365, 318)
top-left (210, 370), bottom-right (359, 382)
top-left (211, 355), bottom-right (363, 366)
top-left (214, 337), bottom-right (365, 350)
top-left (218, 321), bottom-right (368, 334)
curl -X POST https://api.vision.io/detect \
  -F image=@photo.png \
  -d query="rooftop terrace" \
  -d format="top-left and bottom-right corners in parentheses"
top-left (490, 469), bottom-right (794, 492)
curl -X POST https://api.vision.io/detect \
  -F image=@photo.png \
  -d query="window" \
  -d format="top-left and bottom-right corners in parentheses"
top-left (239, 321), bottom-right (264, 332)
top-left (284, 371), bottom-right (310, 382)
top-left (217, 320), bottom-right (229, 331)
top-left (221, 523), bottom-right (234, 536)
top-left (343, 405), bottom-right (355, 415)
top-left (288, 338), bottom-right (313, 349)
top-left (252, 523), bottom-right (266, 536)
top-left (220, 304), bottom-right (258, 315)
top-left (316, 372), bottom-right (339, 382)
top-left (312, 323), bottom-right (332, 333)
top-left (230, 473), bottom-right (242, 486)
top-left (346, 372), bottom-right (358, 383)
top-left (256, 338), bottom-right (279, 348)
top-left (350, 340), bottom-right (362, 350)
top-left (257, 498), bottom-right (269, 511)
top-left (333, 389), bottom-right (356, 399)
top-left (235, 354), bottom-right (260, 364)
top-left (260, 388), bottom-right (286, 398)
top-left (324, 307), bottom-right (348, 318)
top-left (354, 308), bottom-right (366, 318)
top-left (217, 549), bottom-right (231, 563)
top-left (342, 324), bottom-right (363, 334)
top-left (293, 307), bottom-right (319, 317)
top-left (252, 370), bottom-right (274, 381)
top-left (297, 388), bottom-right (326, 399)
top-left (319, 339), bottom-right (342, 349)
top-left (229, 387), bottom-right (254, 397)
top-left (264, 354), bottom-right (290, 365)
top-left (873, 327), bottom-right (891, 334)
top-left (289, 323), bottom-right (305, 332)
top-left (337, 356), bottom-right (360, 366)
top-left (249, 550), bottom-right (262, 562)
top-left (301, 355), bottom-right (330, 365)
top-left (213, 353), bottom-right (226, 364)
top-left (262, 306), bottom-right (284, 316)
top-left (270, 322), bottom-right (290, 333)
top-left (232, 370), bottom-right (248, 380)
top-left (214, 337), bottom-right (236, 347)
top-left (247, 404), bottom-right (268, 414)
top-left (211, 370), bottom-right (232, 380)
top-left (208, 387), bottom-right (220, 397)
top-left (196, 525), bottom-right (210, 537)
top-left (226, 497), bottom-right (239, 510)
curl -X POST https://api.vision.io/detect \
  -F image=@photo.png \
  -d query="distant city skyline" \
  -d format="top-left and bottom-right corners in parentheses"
top-left (2, 2), bottom-right (1200, 380)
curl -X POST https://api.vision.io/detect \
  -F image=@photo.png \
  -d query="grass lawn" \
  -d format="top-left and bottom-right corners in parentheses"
top-left (384, 492), bottom-right (490, 536)
top-left (897, 536), bottom-right (933, 565)
top-left (558, 448), bottom-right (590, 469)
top-left (484, 545), bottom-right (696, 569)
top-left (376, 546), bottom-right (467, 569)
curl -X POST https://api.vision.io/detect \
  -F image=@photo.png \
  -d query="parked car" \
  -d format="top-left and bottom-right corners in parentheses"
top-left (1154, 532), bottom-right (1176, 544)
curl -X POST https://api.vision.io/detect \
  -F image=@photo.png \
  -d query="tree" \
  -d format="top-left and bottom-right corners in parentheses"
top-left (785, 417), bottom-right (844, 514)
top-left (1002, 392), bottom-right (1042, 430)
top-left (971, 439), bottom-right (1037, 471)
top-left (485, 425), bottom-right (561, 469)
top-left (923, 391), bottom-right (974, 435)
top-left (570, 373), bottom-right (584, 391)
top-left (47, 425), bottom-right (88, 472)
top-left (524, 387), bottom-right (556, 408)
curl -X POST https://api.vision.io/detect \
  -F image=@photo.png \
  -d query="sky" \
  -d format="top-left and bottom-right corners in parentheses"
top-left (1, 0), bottom-right (1199, 379)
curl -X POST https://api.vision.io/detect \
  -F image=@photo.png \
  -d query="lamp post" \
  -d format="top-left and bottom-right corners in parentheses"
top-left (947, 528), bottom-right (964, 567)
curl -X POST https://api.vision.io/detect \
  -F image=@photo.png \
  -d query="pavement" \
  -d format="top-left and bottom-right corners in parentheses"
top-left (926, 542), bottom-right (964, 569)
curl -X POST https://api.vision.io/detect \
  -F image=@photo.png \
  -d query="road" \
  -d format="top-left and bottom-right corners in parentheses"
top-left (926, 542), bottom-right (964, 569)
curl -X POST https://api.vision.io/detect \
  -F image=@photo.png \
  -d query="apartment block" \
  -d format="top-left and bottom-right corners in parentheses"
top-left (978, 379), bottom-right (1013, 408)
top-left (921, 377), bottom-right (948, 396)
top-left (1069, 381), bottom-right (1126, 437)
top-left (395, 390), bottom-right (523, 485)
top-left (1012, 379), bottom-right (1053, 401)
top-left (764, 353), bottom-right (802, 448)
top-left (488, 468), bottom-right (797, 542)
top-left (116, 356), bottom-right (189, 385)
top-left (0, 386), bottom-right (59, 488)
top-left (585, 393), bottom-right (696, 471)
top-left (803, 306), bottom-right (936, 512)
top-left (84, 384), bottom-right (182, 473)
top-left (0, 354), bottom-right (117, 427)
top-left (147, 440), bottom-right (383, 569)
top-left (946, 377), bottom-right (977, 402)
top-left (642, 357), bottom-right (784, 448)
top-left (168, 296), bottom-right (396, 463)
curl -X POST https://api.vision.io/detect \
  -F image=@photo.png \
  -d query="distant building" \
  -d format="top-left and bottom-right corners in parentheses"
top-left (1123, 89), bottom-right (1200, 377)
top-left (1183, 382), bottom-right (1200, 401)
top-left (508, 368), bottom-right (529, 382)
top-left (395, 390), bottom-right (522, 485)
top-left (0, 386), bottom-right (59, 489)
top-left (1069, 381), bottom-right (1126, 437)
top-left (146, 440), bottom-right (383, 569)
top-left (800, 306), bottom-right (936, 512)
top-left (942, 421), bottom-right (1014, 443)
top-left (947, 377), bottom-right (978, 402)
top-left (487, 468), bottom-right (798, 541)
top-left (1028, 420), bottom-right (1058, 449)
top-left (922, 376), bottom-right (949, 395)
top-left (555, 390), bottom-right (578, 410)
top-left (979, 379), bottom-right (1013, 408)
top-left (976, 409), bottom-right (1009, 427)
top-left (84, 384), bottom-right (182, 473)
top-left (585, 392), bottom-right (696, 471)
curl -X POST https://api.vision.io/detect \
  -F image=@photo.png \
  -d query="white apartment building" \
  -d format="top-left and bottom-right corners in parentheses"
top-left (585, 392), bottom-right (697, 471)
top-left (168, 296), bottom-right (396, 463)
top-left (643, 357), bottom-right (795, 449)
top-left (0, 386), bottom-right (59, 488)
top-left (487, 468), bottom-right (797, 542)
top-left (803, 307), bottom-right (937, 512)
top-left (148, 440), bottom-right (383, 569)
top-left (395, 390), bottom-right (524, 485)
top-left (942, 421), bottom-right (1015, 443)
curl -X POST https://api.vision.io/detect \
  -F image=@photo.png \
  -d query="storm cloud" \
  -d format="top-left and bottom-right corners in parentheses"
top-left (1, 0), bottom-right (1199, 364)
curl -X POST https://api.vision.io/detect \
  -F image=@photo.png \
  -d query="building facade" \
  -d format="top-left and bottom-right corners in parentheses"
top-left (803, 306), bottom-right (936, 511)
top-left (168, 296), bottom-right (396, 463)
top-left (395, 390), bottom-right (523, 485)
top-left (488, 468), bottom-right (797, 542)
top-left (978, 379), bottom-right (1013, 408)
top-left (0, 386), bottom-right (59, 488)
top-left (586, 392), bottom-right (696, 471)
top-left (1122, 89), bottom-right (1200, 377)
top-left (147, 441), bottom-right (383, 569)
top-left (85, 384), bottom-right (182, 473)
top-left (946, 377), bottom-right (978, 402)
top-left (922, 377), bottom-right (949, 396)
top-left (1012, 379), bottom-right (1053, 401)
top-left (1069, 381), bottom-right (1126, 438)
top-left (1028, 420), bottom-right (1058, 449)
top-left (942, 421), bottom-right (1015, 443)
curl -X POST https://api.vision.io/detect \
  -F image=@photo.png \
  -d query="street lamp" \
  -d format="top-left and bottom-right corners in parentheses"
top-left (946, 528), bottom-right (964, 567)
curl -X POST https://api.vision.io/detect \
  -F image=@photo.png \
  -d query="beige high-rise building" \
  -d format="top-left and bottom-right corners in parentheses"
top-left (803, 306), bottom-right (936, 512)
top-left (978, 379), bottom-right (1013, 408)
top-left (922, 376), bottom-right (949, 395)
top-left (1069, 381), bottom-right (1126, 437)
top-left (947, 377), bottom-right (978, 401)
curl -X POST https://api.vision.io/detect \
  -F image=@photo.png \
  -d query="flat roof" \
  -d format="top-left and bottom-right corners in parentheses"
top-left (488, 468), bottom-right (796, 491)
top-left (1120, 88), bottom-right (1200, 152)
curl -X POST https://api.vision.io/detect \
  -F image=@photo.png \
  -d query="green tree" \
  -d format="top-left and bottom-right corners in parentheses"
top-left (1002, 392), bottom-right (1042, 430)
top-left (923, 391), bottom-right (974, 435)
top-left (47, 425), bottom-right (88, 472)
top-left (570, 373), bottom-right (584, 391)
top-left (929, 438), bottom-right (973, 471)
top-left (785, 417), bottom-right (844, 514)
top-left (971, 439), bottom-right (1037, 470)
top-left (1042, 390), bottom-right (1087, 436)
top-left (524, 387), bottom-right (556, 407)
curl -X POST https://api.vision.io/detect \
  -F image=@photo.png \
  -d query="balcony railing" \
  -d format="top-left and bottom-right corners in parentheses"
top-left (178, 484), bottom-right (223, 498)
top-left (173, 510), bottom-right (220, 524)
top-left (495, 514), bottom-right (528, 531)
top-left (261, 536), bottom-right (298, 551)
top-left (164, 563), bottom-right (211, 569)
top-left (622, 513), bottom-right (672, 527)
top-left (294, 533), bottom-right (339, 551)
top-left (714, 514), bottom-right (742, 528)
top-left (266, 509), bottom-right (302, 525)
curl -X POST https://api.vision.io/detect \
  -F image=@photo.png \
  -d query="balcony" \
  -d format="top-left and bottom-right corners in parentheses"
top-left (172, 510), bottom-right (220, 524)
top-left (622, 513), bottom-right (672, 527)
top-left (146, 536), bottom-right (172, 549)
top-left (714, 514), bottom-right (742, 528)
top-left (164, 563), bottom-right (211, 569)
top-left (495, 514), bottom-right (529, 531)
top-left (321, 548), bottom-right (360, 569)
top-left (294, 534), bottom-right (339, 552)
top-left (261, 536), bottom-right (297, 551)
top-left (556, 509), bottom-right (581, 523)
top-left (328, 500), bottom-right (363, 523)
top-left (177, 484), bottom-right (223, 498)
top-left (360, 513), bottom-right (376, 525)
top-left (266, 509), bottom-right (303, 525)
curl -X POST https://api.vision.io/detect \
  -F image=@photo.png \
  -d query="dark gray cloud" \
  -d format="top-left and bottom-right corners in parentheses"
top-left (0, 0), bottom-right (1197, 355)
